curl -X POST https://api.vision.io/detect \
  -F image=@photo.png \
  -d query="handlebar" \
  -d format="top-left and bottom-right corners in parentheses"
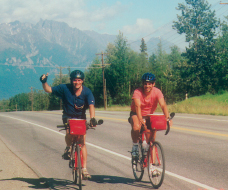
top-left (165, 112), bottom-right (175, 135)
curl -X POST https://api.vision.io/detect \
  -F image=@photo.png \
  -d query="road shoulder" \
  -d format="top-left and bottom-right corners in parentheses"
top-left (0, 137), bottom-right (49, 190)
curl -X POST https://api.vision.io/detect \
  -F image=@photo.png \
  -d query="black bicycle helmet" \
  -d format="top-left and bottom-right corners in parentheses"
top-left (70, 70), bottom-right (85, 81)
top-left (141, 73), bottom-right (156, 82)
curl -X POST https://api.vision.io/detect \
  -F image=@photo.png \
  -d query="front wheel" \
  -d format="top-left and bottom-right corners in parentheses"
top-left (77, 144), bottom-right (82, 190)
top-left (132, 144), bottom-right (144, 181)
top-left (147, 141), bottom-right (165, 189)
top-left (71, 144), bottom-right (77, 184)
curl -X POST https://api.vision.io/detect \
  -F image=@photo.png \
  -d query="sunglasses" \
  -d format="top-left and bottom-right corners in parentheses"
top-left (74, 104), bottom-right (84, 110)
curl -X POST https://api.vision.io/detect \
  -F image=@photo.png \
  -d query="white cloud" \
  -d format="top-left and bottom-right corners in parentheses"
top-left (122, 18), bottom-right (154, 35)
top-left (89, 2), bottom-right (124, 22)
top-left (0, 0), bottom-right (125, 31)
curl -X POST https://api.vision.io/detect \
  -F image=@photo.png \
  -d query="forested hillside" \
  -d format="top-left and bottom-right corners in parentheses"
top-left (0, 0), bottom-right (227, 112)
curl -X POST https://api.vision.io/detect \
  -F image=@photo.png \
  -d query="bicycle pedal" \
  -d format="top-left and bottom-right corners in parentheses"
top-left (69, 160), bottom-right (73, 168)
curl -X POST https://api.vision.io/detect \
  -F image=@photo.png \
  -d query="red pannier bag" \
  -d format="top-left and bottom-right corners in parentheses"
top-left (68, 119), bottom-right (86, 135)
top-left (148, 114), bottom-right (167, 131)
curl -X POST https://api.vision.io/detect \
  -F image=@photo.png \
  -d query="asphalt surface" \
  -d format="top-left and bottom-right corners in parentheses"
top-left (0, 137), bottom-right (49, 190)
top-left (0, 111), bottom-right (228, 190)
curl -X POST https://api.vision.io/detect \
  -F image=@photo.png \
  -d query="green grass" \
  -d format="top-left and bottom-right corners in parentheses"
top-left (96, 91), bottom-right (228, 116)
top-left (168, 91), bottom-right (228, 116)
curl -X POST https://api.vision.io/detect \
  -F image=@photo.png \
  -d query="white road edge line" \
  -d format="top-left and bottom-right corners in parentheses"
top-left (1, 114), bottom-right (218, 190)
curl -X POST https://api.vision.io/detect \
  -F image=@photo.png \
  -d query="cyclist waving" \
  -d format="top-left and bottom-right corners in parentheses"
top-left (40, 70), bottom-right (96, 180)
top-left (129, 73), bottom-right (172, 159)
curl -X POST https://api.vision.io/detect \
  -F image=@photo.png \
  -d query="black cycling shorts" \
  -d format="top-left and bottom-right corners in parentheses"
top-left (129, 111), bottom-right (151, 130)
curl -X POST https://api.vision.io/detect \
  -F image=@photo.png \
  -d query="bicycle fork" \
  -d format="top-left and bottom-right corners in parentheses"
top-left (143, 142), bottom-right (161, 169)
top-left (75, 145), bottom-right (83, 170)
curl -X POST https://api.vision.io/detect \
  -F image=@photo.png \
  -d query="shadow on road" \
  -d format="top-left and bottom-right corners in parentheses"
top-left (1, 175), bottom-right (154, 189)
top-left (90, 175), bottom-right (154, 189)
top-left (0, 177), bottom-right (79, 190)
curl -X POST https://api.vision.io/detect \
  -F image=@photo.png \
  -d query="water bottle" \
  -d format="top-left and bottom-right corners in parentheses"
top-left (142, 135), bottom-right (148, 156)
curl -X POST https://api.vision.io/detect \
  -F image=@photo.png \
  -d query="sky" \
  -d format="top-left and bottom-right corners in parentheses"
top-left (1, 0), bottom-right (228, 50)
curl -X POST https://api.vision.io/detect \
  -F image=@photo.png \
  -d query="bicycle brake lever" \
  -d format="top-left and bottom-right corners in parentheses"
top-left (165, 112), bottom-right (175, 135)
top-left (165, 121), bottom-right (170, 135)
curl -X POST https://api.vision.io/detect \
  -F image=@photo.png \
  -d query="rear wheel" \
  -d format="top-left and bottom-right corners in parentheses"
top-left (132, 143), bottom-right (144, 181)
top-left (77, 144), bottom-right (82, 190)
top-left (147, 141), bottom-right (165, 189)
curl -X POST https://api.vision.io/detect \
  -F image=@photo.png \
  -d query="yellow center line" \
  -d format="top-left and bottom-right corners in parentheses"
top-left (172, 126), bottom-right (228, 138)
top-left (99, 117), bottom-right (228, 138)
top-left (43, 112), bottom-right (228, 138)
top-left (98, 116), bottom-right (127, 122)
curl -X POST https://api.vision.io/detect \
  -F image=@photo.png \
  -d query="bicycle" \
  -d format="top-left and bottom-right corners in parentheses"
top-left (131, 112), bottom-right (175, 189)
top-left (57, 118), bottom-right (103, 190)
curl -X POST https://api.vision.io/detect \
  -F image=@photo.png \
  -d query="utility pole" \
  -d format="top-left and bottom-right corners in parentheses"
top-left (29, 87), bottom-right (34, 111)
top-left (96, 52), bottom-right (110, 110)
top-left (59, 66), bottom-right (63, 110)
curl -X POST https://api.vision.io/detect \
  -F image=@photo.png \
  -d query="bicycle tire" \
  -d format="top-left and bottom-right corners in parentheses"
top-left (71, 144), bottom-right (77, 184)
top-left (147, 141), bottom-right (165, 189)
top-left (132, 143), bottom-right (144, 181)
top-left (77, 144), bottom-right (82, 190)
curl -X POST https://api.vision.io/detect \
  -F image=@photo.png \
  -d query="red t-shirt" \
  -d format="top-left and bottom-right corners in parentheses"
top-left (131, 87), bottom-right (164, 116)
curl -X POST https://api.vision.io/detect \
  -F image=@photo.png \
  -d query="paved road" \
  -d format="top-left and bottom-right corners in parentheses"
top-left (0, 111), bottom-right (227, 190)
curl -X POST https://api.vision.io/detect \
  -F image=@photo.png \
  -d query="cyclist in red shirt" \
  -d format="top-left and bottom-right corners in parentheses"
top-left (129, 73), bottom-right (172, 158)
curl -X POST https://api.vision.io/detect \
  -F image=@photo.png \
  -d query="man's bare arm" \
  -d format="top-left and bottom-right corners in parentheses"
top-left (158, 98), bottom-right (169, 120)
top-left (89, 104), bottom-right (95, 119)
top-left (40, 74), bottom-right (52, 93)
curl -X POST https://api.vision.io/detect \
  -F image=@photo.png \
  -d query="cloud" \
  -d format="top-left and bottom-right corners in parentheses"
top-left (0, 0), bottom-right (85, 23)
top-left (89, 2), bottom-right (124, 22)
top-left (122, 18), bottom-right (154, 35)
top-left (0, 0), bottom-right (125, 31)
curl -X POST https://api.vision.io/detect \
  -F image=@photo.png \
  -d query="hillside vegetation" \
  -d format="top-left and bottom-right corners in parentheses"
top-left (99, 92), bottom-right (228, 116)
top-left (168, 91), bottom-right (228, 116)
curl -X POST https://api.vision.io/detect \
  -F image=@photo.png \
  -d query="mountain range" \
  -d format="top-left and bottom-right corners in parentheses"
top-left (0, 19), bottom-right (180, 100)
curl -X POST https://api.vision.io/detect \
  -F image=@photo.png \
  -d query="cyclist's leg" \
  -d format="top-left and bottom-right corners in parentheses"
top-left (130, 114), bottom-right (144, 181)
top-left (62, 132), bottom-right (72, 160)
top-left (62, 118), bottom-right (72, 160)
top-left (130, 114), bottom-right (142, 158)
top-left (80, 135), bottom-right (87, 168)
top-left (65, 131), bottom-right (72, 146)
top-left (80, 135), bottom-right (91, 180)
top-left (131, 114), bottom-right (141, 143)
top-left (146, 130), bottom-right (156, 143)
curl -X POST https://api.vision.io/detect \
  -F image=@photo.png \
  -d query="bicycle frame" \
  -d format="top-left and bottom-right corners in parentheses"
top-left (72, 136), bottom-right (83, 171)
top-left (140, 130), bottom-right (161, 168)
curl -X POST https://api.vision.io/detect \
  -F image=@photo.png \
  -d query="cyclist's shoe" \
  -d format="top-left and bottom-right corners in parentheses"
top-left (82, 168), bottom-right (91, 180)
top-left (62, 147), bottom-right (71, 160)
top-left (149, 164), bottom-right (160, 177)
top-left (131, 145), bottom-right (139, 160)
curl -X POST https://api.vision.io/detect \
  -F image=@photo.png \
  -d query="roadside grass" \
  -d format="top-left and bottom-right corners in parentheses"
top-left (96, 91), bottom-right (228, 116)
top-left (96, 105), bottom-right (130, 111)
top-left (169, 92), bottom-right (228, 116)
